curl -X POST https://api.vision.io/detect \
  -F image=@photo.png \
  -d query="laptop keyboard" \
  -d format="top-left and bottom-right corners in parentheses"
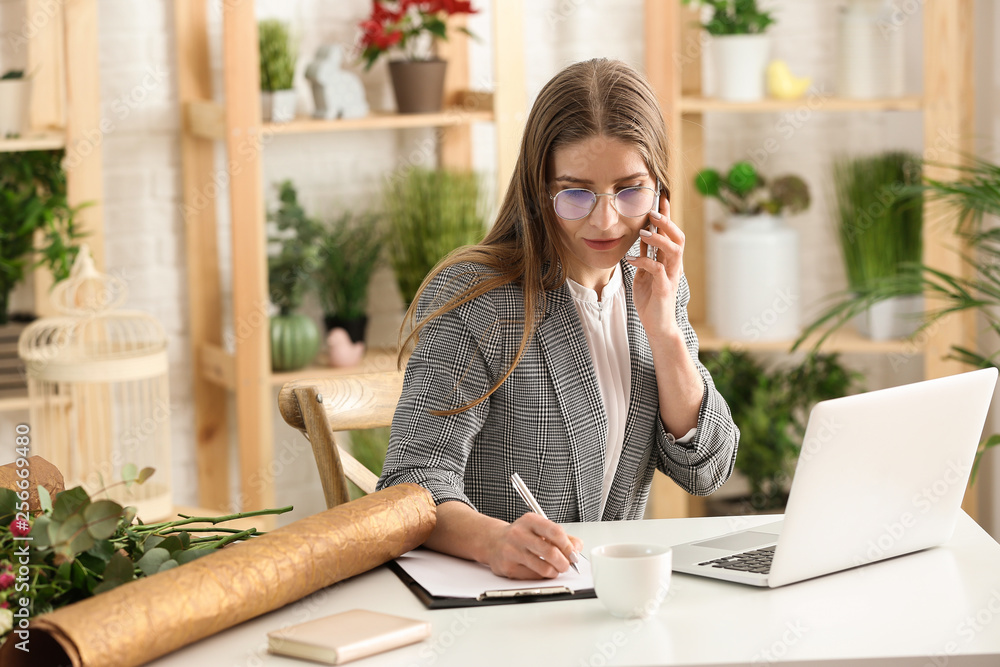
top-left (698, 545), bottom-right (776, 574)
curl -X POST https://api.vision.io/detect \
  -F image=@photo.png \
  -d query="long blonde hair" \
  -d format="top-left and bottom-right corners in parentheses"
top-left (399, 58), bottom-right (671, 415)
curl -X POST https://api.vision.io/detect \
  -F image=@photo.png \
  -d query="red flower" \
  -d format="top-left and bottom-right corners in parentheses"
top-left (0, 574), bottom-right (13, 590)
top-left (9, 518), bottom-right (30, 538)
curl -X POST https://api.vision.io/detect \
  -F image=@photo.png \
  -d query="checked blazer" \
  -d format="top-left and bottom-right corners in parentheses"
top-left (377, 258), bottom-right (739, 523)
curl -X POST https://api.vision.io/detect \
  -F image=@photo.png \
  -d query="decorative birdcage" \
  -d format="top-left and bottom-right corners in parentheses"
top-left (18, 246), bottom-right (172, 519)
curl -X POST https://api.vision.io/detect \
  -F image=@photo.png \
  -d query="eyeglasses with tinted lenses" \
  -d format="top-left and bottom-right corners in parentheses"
top-left (549, 186), bottom-right (658, 221)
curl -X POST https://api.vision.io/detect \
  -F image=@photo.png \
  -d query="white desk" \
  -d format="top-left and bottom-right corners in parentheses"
top-left (148, 513), bottom-right (1000, 667)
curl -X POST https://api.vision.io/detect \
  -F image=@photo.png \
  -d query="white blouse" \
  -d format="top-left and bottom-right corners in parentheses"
top-left (566, 264), bottom-right (696, 517)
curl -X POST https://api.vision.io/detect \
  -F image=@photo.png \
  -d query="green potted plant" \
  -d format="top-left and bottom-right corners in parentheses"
top-left (694, 160), bottom-right (810, 341)
top-left (0, 70), bottom-right (31, 138)
top-left (258, 19), bottom-right (298, 123)
top-left (701, 347), bottom-right (861, 513)
top-left (832, 151), bottom-right (923, 340)
top-left (0, 149), bottom-right (85, 324)
top-left (268, 181), bottom-right (322, 372)
top-left (794, 156), bottom-right (1000, 482)
top-left (357, 1), bottom-right (478, 113)
top-left (315, 209), bottom-right (385, 346)
top-left (383, 167), bottom-right (487, 306)
top-left (681, 0), bottom-right (776, 101)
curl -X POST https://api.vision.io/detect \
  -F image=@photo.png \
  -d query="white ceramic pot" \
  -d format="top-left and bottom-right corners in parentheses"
top-left (0, 79), bottom-right (32, 137)
top-left (710, 34), bottom-right (770, 102)
top-left (837, 0), bottom-right (905, 98)
top-left (261, 89), bottom-right (297, 123)
top-left (853, 294), bottom-right (923, 340)
top-left (707, 213), bottom-right (800, 341)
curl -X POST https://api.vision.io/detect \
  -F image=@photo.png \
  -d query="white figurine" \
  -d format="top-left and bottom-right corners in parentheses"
top-left (305, 44), bottom-right (369, 120)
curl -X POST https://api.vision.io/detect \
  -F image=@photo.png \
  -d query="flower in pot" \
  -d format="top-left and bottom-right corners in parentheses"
top-left (701, 347), bottom-right (861, 513)
top-left (831, 151), bottom-right (923, 340)
top-left (694, 161), bottom-right (809, 341)
top-left (383, 167), bottom-right (487, 306)
top-left (259, 19), bottom-right (298, 123)
top-left (358, 1), bottom-right (478, 114)
top-left (0, 149), bottom-right (86, 324)
top-left (267, 181), bottom-right (323, 372)
top-left (0, 70), bottom-right (32, 138)
top-left (681, 0), bottom-right (776, 101)
top-left (314, 207), bottom-right (385, 367)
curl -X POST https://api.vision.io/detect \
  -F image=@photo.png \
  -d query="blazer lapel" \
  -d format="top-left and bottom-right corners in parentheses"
top-left (537, 286), bottom-right (607, 522)
top-left (601, 261), bottom-right (659, 520)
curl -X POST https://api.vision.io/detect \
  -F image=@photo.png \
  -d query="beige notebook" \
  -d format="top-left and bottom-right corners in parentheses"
top-left (267, 609), bottom-right (431, 665)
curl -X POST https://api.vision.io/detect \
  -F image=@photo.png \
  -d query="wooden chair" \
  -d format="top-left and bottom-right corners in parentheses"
top-left (278, 371), bottom-right (404, 509)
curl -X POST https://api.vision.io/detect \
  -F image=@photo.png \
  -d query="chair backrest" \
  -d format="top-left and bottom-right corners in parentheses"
top-left (278, 371), bottom-right (404, 508)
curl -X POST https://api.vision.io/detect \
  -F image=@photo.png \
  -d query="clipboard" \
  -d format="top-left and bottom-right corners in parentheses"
top-left (388, 560), bottom-right (596, 609)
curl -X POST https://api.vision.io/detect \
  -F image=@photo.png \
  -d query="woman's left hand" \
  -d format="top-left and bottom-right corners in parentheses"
top-left (627, 196), bottom-right (684, 343)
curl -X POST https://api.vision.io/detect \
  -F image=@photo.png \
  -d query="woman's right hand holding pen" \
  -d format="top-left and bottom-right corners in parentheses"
top-left (486, 513), bottom-right (584, 579)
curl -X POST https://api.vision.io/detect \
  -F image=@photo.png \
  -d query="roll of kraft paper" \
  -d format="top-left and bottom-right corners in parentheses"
top-left (0, 483), bottom-right (436, 667)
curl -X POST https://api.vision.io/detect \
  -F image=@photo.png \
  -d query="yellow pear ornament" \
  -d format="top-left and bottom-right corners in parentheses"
top-left (767, 60), bottom-right (811, 100)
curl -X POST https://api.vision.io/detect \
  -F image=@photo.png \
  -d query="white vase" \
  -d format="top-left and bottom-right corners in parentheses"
top-left (853, 294), bottom-right (924, 341)
top-left (261, 89), bottom-right (297, 123)
top-left (0, 79), bottom-right (32, 137)
top-left (837, 0), bottom-right (905, 98)
top-left (707, 213), bottom-right (800, 341)
top-left (710, 34), bottom-right (770, 102)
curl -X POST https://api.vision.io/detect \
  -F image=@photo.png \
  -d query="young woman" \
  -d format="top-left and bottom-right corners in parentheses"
top-left (377, 59), bottom-right (739, 580)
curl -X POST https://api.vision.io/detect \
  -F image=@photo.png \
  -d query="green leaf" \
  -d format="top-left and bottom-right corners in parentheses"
top-left (136, 547), bottom-right (171, 576)
top-left (31, 515), bottom-right (52, 548)
top-left (156, 535), bottom-right (184, 554)
top-left (121, 463), bottom-right (138, 487)
top-left (143, 534), bottom-right (165, 551)
top-left (54, 513), bottom-right (95, 556)
top-left (83, 499), bottom-right (123, 539)
top-left (137, 467), bottom-right (155, 485)
top-left (174, 547), bottom-right (213, 565)
top-left (120, 505), bottom-right (137, 527)
top-left (51, 486), bottom-right (91, 522)
top-left (38, 485), bottom-right (53, 513)
top-left (92, 553), bottom-right (134, 595)
top-left (157, 559), bottom-right (179, 573)
top-left (0, 488), bottom-right (17, 522)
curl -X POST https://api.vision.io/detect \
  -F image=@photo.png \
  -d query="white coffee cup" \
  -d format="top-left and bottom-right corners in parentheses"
top-left (590, 543), bottom-right (672, 619)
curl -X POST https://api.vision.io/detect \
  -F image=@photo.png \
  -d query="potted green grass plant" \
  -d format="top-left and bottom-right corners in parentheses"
top-left (268, 181), bottom-right (322, 372)
top-left (795, 156), bottom-right (1000, 482)
top-left (832, 151), bottom-right (923, 340)
top-left (681, 0), bottom-right (776, 101)
top-left (316, 208), bottom-right (385, 345)
top-left (383, 168), bottom-right (487, 306)
top-left (259, 19), bottom-right (298, 123)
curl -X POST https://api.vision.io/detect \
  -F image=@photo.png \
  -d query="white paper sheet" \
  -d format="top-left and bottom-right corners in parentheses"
top-left (394, 549), bottom-right (594, 599)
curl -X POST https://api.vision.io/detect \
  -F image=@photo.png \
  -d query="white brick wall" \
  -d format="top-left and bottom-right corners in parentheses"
top-left (0, 1), bottom-right (995, 535)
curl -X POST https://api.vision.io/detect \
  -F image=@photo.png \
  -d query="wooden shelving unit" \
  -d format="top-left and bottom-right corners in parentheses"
top-left (175, 1), bottom-right (526, 511)
top-left (0, 0), bottom-right (105, 414)
top-left (644, 0), bottom-right (976, 519)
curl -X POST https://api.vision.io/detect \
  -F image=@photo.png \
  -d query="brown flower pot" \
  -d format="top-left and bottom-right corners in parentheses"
top-left (388, 59), bottom-right (447, 114)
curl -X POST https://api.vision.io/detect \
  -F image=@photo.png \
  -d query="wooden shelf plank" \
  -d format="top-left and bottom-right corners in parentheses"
top-left (262, 109), bottom-right (494, 135)
top-left (0, 396), bottom-right (32, 412)
top-left (679, 95), bottom-right (924, 113)
top-left (0, 130), bottom-right (66, 153)
top-left (693, 321), bottom-right (925, 355)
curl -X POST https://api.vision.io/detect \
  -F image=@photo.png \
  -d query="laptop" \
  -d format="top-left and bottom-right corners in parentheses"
top-left (672, 367), bottom-right (998, 588)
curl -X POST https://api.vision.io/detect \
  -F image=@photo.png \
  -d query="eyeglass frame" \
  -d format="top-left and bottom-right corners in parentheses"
top-left (548, 181), bottom-right (662, 221)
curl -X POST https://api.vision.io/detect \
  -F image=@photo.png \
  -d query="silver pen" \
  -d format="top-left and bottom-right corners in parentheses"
top-left (510, 472), bottom-right (582, 574)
